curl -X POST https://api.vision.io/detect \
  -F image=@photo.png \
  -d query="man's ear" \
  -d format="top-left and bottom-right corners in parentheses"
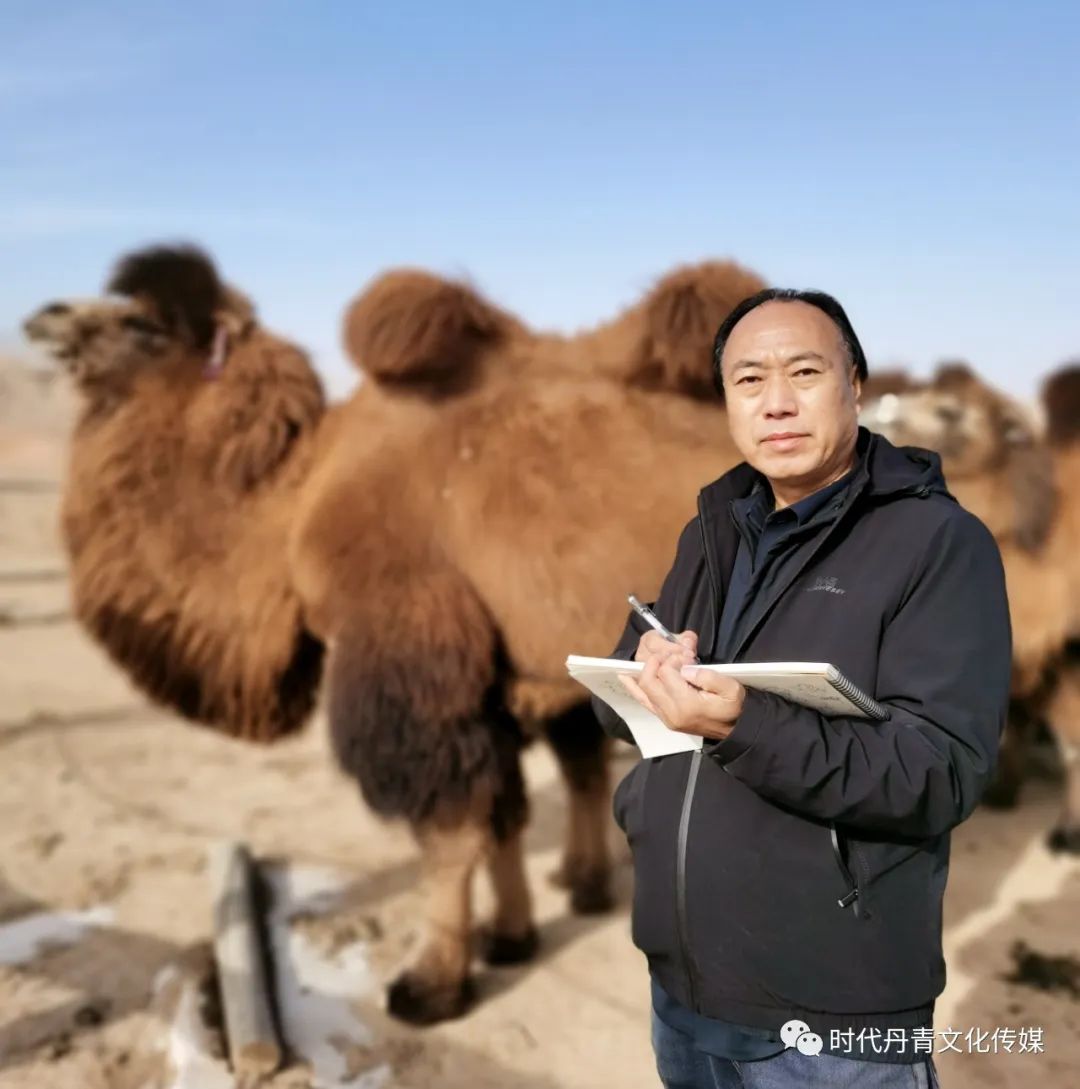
top-left (342, 270), bottom-right (514, 395)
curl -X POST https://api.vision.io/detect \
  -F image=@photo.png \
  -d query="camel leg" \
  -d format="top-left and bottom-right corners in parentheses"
top-left (482, 829), bottom-right (540, 964)
top-left (481, 736), bottom-right (539, 963)
top-left (983, 695), bottom-right (1041, 809)
top-left (387, 810), bottom-right (490, 1024)
top-left (545, 703), bottom-right (614, 914)
top-left (1046, 653), bottom-right (1080, 853)
top-left (384, 716), bottom-right (536, 1021)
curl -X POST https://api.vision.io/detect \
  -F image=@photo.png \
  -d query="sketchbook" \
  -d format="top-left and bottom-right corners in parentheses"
top-left (567, 655), bottom-right (889, 759)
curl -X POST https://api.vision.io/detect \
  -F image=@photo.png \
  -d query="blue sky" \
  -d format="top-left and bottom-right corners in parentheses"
top-left (2, 1), bottom-right (1077, 400)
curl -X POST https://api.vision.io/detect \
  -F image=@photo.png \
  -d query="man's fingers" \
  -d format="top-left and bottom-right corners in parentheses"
top-left (618, 673), bottom-right (660, 716)
top-left (641, 654), bottom-right (698, 728)
top-left (680, 665), bottom-right (744, 702)
top-left (636, 629), bottom-right (700, 664)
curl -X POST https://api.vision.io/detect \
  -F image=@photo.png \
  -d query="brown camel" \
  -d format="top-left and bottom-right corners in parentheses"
top-left (24, 244), bottom-right (765, 1023)
top-left (859, 362), bottom-right (1079, 848)
top-left (1038, 362), bottom-right (1080, 851)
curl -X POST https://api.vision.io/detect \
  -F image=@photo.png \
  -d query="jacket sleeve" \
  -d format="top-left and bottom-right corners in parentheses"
top-left (706, 511), bottom-right (1012, 838)
top-left (592, 517), bottom-right (702, 745)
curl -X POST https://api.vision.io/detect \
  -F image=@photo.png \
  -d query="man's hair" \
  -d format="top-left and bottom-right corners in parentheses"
top-left (712, 288), bottom-right (869, 399)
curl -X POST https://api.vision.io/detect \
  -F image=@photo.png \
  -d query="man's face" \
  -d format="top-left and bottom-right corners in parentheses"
top-left (720, 300), bottom-right (861, 501)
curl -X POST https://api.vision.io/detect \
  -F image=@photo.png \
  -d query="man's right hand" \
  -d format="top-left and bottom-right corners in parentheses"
top-left (622, 630), bottom-right (699, 716)
top-left (634, 629), bottom-right (699, 665)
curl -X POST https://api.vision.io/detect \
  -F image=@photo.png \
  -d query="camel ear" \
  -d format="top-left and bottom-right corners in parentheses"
top-left (861, 368), bottom-right (918, 400)
top-left (188, 340), bottom-right (326, 493)
top-left (107, 244), bottom-right (226, 350)
top-left (1001, 406), bottom-right (1058, 552)
top-left (342, 270), bottom-right (511, 393)
top-left (628, 261), bottom-right (767, 399)
top-left (212, 360), bottom-right (325, 492)
top-left (932, 360), bottom-right (980, 392)
top-left (1042, 362), bottom-right (1080, 447)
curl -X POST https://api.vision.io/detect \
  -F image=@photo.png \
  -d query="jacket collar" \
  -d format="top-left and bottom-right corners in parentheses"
top-left (698, 426), bottom-right (951, 523)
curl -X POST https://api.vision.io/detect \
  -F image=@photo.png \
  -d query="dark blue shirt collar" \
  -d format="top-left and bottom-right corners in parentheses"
top-left (739, 464), bottom-right (857, 530)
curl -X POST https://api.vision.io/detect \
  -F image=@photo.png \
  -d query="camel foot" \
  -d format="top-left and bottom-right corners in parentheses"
top-left (570, 868), bottom-right (615, 915)
top-left (981, 776), bottom-right (1022, 810)
top-left (548, 863), bottom-right (571, 890)
top-left (1047, 824), bottom-right (1080, 855)
top-left (481, 925), bottom-right (540, 966)
top-left (386, 970), bottom-right (474, 1025)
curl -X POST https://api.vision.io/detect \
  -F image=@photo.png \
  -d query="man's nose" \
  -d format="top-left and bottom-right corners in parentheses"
top-left (761, 374), bottom-right (798, 417)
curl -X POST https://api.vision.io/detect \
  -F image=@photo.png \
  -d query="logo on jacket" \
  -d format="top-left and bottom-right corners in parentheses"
top-left (807, 575), bottom-right (845, 595)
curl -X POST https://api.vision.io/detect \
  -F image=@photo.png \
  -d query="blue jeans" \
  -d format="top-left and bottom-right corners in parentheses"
top-left (652, 1010), bottom-right (941, 1089)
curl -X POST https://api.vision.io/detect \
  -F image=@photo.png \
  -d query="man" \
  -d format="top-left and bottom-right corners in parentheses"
top-left (594, 289), bottom-right (1011, 1089)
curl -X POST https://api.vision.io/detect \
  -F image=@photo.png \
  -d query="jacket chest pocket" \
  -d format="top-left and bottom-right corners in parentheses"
top-left (612, 758), bottom-right (653, 840)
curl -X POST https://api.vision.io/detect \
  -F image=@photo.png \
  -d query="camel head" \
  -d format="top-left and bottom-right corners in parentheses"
top-left (861, 361), bottom-right (1056, 552)
top-left (23, 245), bottom-right (255, 401)
top-left (26, 243), bottom-right (327, 742)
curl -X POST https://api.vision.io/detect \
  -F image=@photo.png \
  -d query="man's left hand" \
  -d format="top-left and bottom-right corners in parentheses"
top-left (619, 655), bottom-right (746, 742)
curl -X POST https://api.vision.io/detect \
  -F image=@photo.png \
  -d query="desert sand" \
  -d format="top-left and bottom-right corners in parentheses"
top-left (0, 358), bottom-right (1077, 1088)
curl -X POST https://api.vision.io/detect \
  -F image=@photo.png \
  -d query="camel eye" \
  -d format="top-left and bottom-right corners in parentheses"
top-left (122, 314), bottom-right (167, 337)
top-left (934, 403), bottom-right (963, 424)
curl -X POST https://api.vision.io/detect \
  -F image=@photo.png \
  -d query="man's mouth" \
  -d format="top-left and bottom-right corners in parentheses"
top-left (762, 432), bottom-right (808, 450)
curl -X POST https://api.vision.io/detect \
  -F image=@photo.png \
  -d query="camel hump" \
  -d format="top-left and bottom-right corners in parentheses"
top-left (107, 244), bottom-right (241, 351)
top-left (619, 260), bottom-right (767, 399)
top-left (1042, 362), bottom-right (1080, 447)
top-left (342, 270), bottom-right (514, 392)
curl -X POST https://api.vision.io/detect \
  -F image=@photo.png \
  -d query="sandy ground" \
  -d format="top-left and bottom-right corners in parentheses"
top-left (0, 365), bottom-right (1077, 1088)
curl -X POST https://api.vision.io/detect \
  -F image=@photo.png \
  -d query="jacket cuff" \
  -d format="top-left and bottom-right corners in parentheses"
top-left (703, 687), bottom-right (767, 767)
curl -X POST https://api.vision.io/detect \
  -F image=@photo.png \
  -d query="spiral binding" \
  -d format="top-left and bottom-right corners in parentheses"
top-left (826, 666), bottom-right (889, 720)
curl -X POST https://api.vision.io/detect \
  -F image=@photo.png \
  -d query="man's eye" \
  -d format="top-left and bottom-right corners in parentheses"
top-left (737, 375), bottom-right (761, 385)
top-left (794, 368), bottom-right (820, 377)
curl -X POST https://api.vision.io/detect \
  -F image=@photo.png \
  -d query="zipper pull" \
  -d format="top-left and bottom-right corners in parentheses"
top-left (838, 889), bottom-right (859, 908)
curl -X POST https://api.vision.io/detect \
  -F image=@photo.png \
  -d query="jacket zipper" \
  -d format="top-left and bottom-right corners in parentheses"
top-left (664, 500), bottom-right (721, 1014)
top-left (676, 751), bottom-right (702, 1010)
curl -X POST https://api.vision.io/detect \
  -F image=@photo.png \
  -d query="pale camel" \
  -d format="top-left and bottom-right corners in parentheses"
top-left (860, 362), bottom-right (1078, 849)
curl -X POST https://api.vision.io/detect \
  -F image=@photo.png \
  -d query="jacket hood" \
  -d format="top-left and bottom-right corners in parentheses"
top-left (699, 426), bottom-right (951, 519)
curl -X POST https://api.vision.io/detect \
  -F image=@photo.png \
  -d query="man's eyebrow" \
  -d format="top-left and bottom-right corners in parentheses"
top-left (728, 351), bottom-right (829, 373)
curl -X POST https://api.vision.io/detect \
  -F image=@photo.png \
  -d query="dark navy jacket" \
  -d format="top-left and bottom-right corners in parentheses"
top-left (596, 427), bottom-right (1011, 1040)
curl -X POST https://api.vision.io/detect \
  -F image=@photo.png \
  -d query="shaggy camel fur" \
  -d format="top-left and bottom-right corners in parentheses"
top-left (22, 252), bottom-right (326, 740)
top-left (1039, 363), bottom-right (1080, 850)
top-left (860, 363), bottom-right (1078, 848)
top-left (25, 245), bottom-right (764, 1023)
